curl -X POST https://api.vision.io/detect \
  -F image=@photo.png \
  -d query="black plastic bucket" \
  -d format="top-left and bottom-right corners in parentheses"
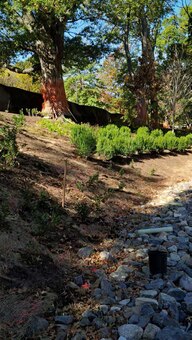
top-left (148, 248), bottom-right (167, 276)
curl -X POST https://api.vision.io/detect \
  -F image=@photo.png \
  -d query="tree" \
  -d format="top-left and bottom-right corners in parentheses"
top-left (157, 4), bottom-right (192, 128)
top-left (0, 0), bottom-right (103, 117)
top-left (97, 0), bottom-right (175, 127)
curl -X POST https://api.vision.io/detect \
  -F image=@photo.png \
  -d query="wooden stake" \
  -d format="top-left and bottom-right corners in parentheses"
top-left (62, 159), bottom-right (67, 208)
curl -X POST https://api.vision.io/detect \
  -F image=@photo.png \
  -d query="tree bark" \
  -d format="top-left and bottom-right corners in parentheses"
top-left (35, 21), bottom-right (70, 118)
top-left (135, 93), bottom-right (148, 126)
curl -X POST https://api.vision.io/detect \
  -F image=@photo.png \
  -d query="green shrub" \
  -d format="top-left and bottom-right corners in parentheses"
top-left (177, 136), bottom-right (190, 151)
top-left (152, 136), bottom-right (165, 151)
top-left (12, 113), bottom-right (25, 130)
top-left (38, 118), bottom-right (74, 136)
top-left (118, 137), bottom-right (137, 156)
top-left (164, 136), bottom-right (178, 150)
top-left (70, 124), bottom-right (96, 157)
top-left (96, 125), bottom-right (119, 159)
top-left (119, 126), bottom-right (131, 137)
top-left (186, 133), bottom-right (192, 146)
top-left (76, 201), bottom-right (91, 220)
top-left (134, 135), bottom-right (151, 153)
top-left (96, 136), bottom-right (116, 159)
top-left (164, 131), bottom-right (176, 138)
top-left (136, 126), bottom-right (150, 137)
top-left (150, 129), bottom-right (163, 138)
top-left (98, 124), bottom-right (119, 139)
top-left (0, 126), bottom-right (18, 168)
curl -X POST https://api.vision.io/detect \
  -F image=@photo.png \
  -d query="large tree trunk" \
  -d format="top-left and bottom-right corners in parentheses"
top-left (134, 93), bottom-right (148, 126)
top-left (35, 22), bottom-right (70, 118)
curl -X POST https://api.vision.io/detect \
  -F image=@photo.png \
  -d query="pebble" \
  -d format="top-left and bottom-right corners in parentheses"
top-left (179, 274), bottom-right (192, 291)
top-left (77, 246), bottom-right (94, 258)
top-left (118, 324), bottom-right (143, 339)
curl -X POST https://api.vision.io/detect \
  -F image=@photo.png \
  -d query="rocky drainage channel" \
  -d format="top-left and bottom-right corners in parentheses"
top-left (24, 181), bottom-right (192, 340)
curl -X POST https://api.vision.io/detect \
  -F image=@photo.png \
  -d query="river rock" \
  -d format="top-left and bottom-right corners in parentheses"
top-left (179, 274), bottom-right (192, 291)
top-left (167, 288), bottom-right (186, 302)
top-left (155, 326), bottom-right (190, 340)
top-left (25, 316), bottom-right (49, 337)
top-left (55, 315), bottom-right (74, 325)
top-left (135, 297), bottom-right (158, 310)
top-left (78, 246), bottom-right (94, 258)
top-left (110, 265), bottom-right (132, 281)
top-left (118, 324), bottom-right (143, 340)
top-left (143, 323), bottom-right (160, 339)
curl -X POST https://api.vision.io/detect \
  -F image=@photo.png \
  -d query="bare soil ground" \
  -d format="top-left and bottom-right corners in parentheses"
top-left (0, 112), bottom-right (192, 338)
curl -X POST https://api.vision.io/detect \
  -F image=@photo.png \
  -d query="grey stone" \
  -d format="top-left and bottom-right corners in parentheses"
top-left (179, 274), bottom-right (192, 291)
top-left (100, 305), bottom-right (109, 314)
top-left (74, 275), bottom-right (84, 286)
top-left (25, 316), bottom-right (49, 337)
top-left (137, 315), bottom-right (150, 328)
top-left (167, 288), bottom-right (186, 302)
top-left (143, 323), bottom-right (160, 339)
top-left (152, 312), bottom-right (167, 328)
top-left (119, 299), bottom-right (131, 306)
top-left (129, 313), bottom-right (139, 324)
top-left (93, 317), bottom-right (107, 329)
top-left (145, 279), bottom-right (165, 290)
top-left (78, 246), bottom-right (94, 258)
top-left (140, 290), bottom-right (158, 298)
top-left (168, 245), bottom-right (177, 252)
top-left (118, 324), bottom-right (143, 340)
top-left (55, 315), bottom-right (74, 325)
top-left (170, 253), bottom-right (180, 262)
top-left (110, 306), bottom-right (122, 312)
top-left (71, 331), bottom-right (86, 340)
top-left (110, 265), bottom-right (132, 281)
top-left (169, 271), bottom-right (184, 283)
top-left (100, 251), bottom-right (116, 262)
top-left (79, 317), bottom-right (91, 327)
top-left (98, 327), bottom-right (111, 338)
top-left (184, 292), bottom-right (192, 313)
top-left (135, 297), bottom-right (158, 310)
top-left (140, 303), bottom-right (156, 317)
top-left (158, 293), bottom-right (177, 308)
top-left (100, 278), bottom-right (115, 298)
top-left (155, 326), bottom-right (190, 340)
top-left (56, 330), bottom-right (67, 340)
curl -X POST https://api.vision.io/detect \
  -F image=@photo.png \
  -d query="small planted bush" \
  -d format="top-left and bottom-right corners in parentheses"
top-left (96, 136), bottom-right (116, 159)
top-left (0, 126), bottom-right (18, 168)
top-left (177, 136), bottom-right (190, 151)
top-left (39, 118), bottom-right (73, 136)
top-left (186, 133), bottom-right (192, 146)
top-left (150, 129), bottom-right (163, 138)
top-left (96, 125), bottom-right (119, 159)
top-left (12, 113), bottom-right (25, 130)
top-left (152, 136), bottom-right (165, 152)
top-left (70, 124), bottom-right (96, 157)
top-left (136, 126), bottom-right (150, 137)
top-left (163, 131), bottom-right (178, 150)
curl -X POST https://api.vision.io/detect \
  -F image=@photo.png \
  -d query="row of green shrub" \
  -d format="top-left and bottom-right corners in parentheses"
top-left (70, 124), bottom-right (192, 159)
top-left (38, 118), bottom-right (74, 136)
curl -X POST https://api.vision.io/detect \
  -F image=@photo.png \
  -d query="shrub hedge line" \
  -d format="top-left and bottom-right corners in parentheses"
top-left (70, 124), bottom-right (192, 159)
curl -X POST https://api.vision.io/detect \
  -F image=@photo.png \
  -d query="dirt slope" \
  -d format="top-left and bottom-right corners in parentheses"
top-left (0, 112), bottom-right (192, 338)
